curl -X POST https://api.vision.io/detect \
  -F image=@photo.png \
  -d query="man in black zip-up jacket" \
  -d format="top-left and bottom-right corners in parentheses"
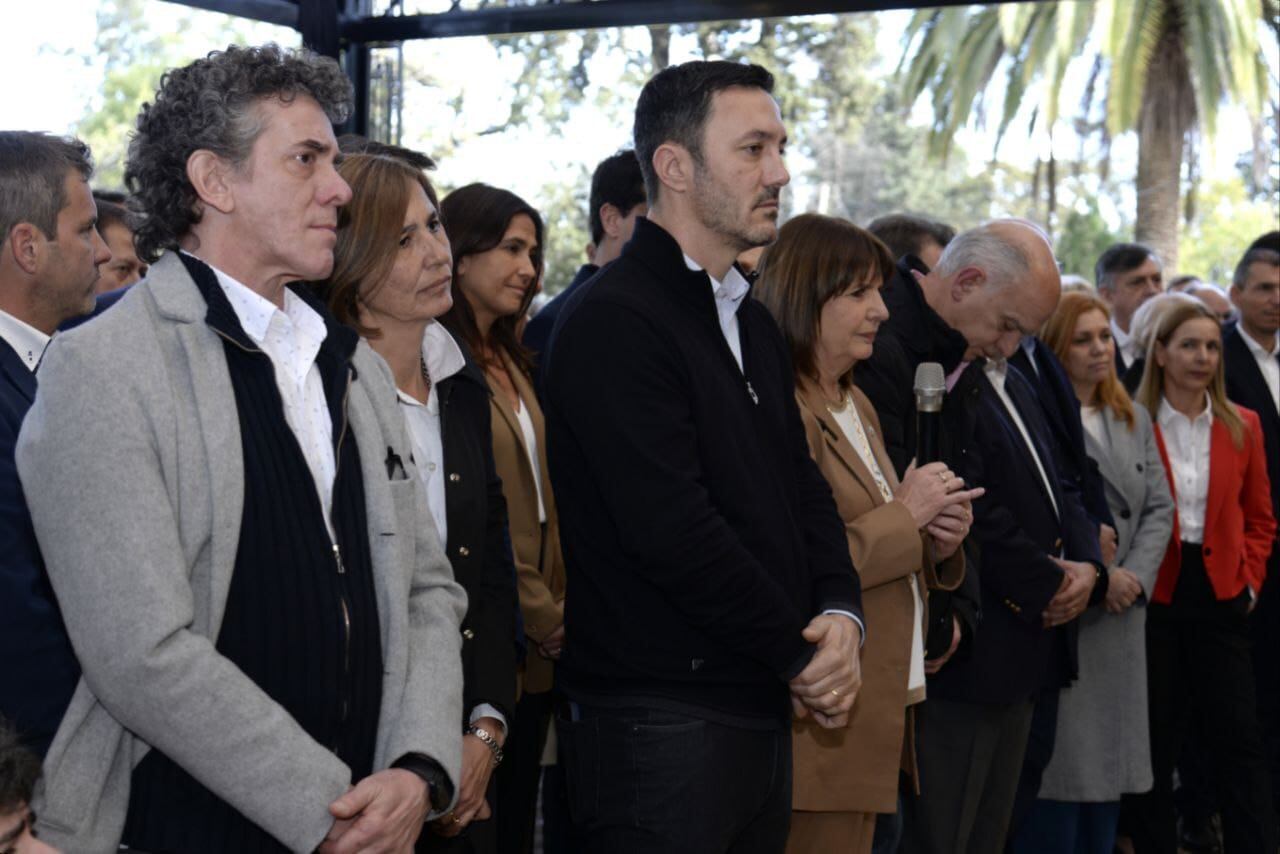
top-left (542, 61), bottom-right (862, 854)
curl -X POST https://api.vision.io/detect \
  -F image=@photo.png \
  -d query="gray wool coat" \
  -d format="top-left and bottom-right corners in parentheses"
top-left (15, 252), bottom-right (467, 852)
top-left (1038, 403), bottom-right (1174, 802)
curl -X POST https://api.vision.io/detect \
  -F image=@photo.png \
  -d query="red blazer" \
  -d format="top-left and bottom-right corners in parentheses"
top-left (1152, 405), bottom-right (1276, 604)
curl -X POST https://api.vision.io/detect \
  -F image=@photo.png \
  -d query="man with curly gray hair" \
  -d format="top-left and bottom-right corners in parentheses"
top-left (16, 44), bottom-right (466, 853)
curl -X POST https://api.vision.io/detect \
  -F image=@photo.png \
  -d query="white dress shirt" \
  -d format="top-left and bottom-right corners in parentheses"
top-left (1080, 405), bottom-right (1105, 445)
top-left (189, 253), bottom-right (335, 535)
top-left (1158, 394), bottom-right (1213, 544)
top-left (398, 322), bottom-right (467, 547)
top-left (985, 359), bottom-right (1059, 519)
top-left (1112, 318), bottom-right (1139, 368)
top-left (830, 397), bottom-right (924, 697)
top-left (1240, 329), bottom-right (1280, 414)
top-left (514, 398), bottom-right (548, 525)
top-left (0, 308), bottom-right (51, 372)
top-left (683, 253), bottom-right (750, 371)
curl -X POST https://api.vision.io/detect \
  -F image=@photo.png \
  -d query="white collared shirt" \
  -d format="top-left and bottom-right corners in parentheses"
top-left (683, 253), bottom-right (751, 372)
top-left (1239, 329), bottom-right (1280, 414)
top-left (985, 359), bottom-right (1060, 520)
top-left (0, 308), bottom-right (51, 372)
top-left (1112, 318), bottom-right (1138, 368)
top-left (514, 399), bottom-right (547, 524)
top-left (1158, 394), bottom-right (1213, 544)
top-left (188, 252), bottom-right (336, 535)
top-left (397, 322), bottom-right (506, 734)
top-left (398, 322), bottom-right (467, 547)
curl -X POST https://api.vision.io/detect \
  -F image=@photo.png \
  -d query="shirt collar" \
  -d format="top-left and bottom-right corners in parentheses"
top-left (398, 322), bottom-right (468, 411)
top-left (984, 357), bottom-right (1007, 387)
top-left (683, 253), bottom-right (750, 308)
top-left (1158, 394), bottom-right (1213, 431)
top-left (180, 250), bottom-right (326, 350)
top-left (1020, 336), bottom-right (1037, 362)
top-left (0, 309), bottom-right (51, 372)
top-left (1240, 327), bottom-right (1280, 359)
top-left (1111, 317), bottom-right (1132, 348)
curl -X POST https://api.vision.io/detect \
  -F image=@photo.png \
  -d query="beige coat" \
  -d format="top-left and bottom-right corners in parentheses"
top-left (487, 351), bottom-right (566, 694)
top-left (791, 380), bottom-right (964, 814)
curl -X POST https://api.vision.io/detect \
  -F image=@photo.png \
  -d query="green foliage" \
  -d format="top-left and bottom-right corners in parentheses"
top-left (1056, 202), bottom-right (1124, 278)
top-left (535, 168), bottom-right (592, 295)
top-left (1178, 177), bottom-right (1278, 281)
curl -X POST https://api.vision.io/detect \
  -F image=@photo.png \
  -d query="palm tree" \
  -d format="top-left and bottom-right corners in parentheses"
top-left (899, 0), bottom-right (1273, 271)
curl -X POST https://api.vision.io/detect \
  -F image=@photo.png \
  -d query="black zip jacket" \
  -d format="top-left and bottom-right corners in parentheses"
top-left (542, 217), bottom-right (861, 723)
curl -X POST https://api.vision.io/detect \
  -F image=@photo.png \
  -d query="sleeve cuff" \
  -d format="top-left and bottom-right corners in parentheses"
top-left (821, 609), bottom-right (866, 647)
top-left (469, 703), bottom-right (508, 736)
top-left (392, 752), bottom-right (455, 820)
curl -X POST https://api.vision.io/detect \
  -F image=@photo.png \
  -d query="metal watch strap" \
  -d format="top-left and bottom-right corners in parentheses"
top-left (468, 725), bottom-right (503, 766)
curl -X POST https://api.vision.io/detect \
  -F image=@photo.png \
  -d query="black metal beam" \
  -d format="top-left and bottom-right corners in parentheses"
top-left (342, 0), bottom-right (1018, 44)
top-left (157, 0), bottom-right (300, 28)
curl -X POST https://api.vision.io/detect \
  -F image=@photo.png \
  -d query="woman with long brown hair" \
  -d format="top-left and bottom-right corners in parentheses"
top-left (439, 183), bottom-right (566, 854)
top-left (316, 153), bottom-right (519, 852)
top-left (1126, 299), bottom-right (1276, 852)
top-left (755, 213), bottom-right (979, 854)
top-left (1011, 292), bottom-right (1173, 853)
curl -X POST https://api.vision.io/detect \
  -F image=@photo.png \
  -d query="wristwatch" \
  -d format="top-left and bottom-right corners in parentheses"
top-left (468, 724), bottom-right (504, 767)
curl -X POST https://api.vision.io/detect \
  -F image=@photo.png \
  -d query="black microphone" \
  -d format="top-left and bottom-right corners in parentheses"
top-left (914, 362), bottom-right (945, 465)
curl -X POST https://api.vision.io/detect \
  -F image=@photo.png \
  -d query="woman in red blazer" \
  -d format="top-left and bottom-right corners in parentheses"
top-left (1127, 298), bottom-right (1277, 853)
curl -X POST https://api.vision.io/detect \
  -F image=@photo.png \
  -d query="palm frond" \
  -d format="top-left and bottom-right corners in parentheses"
top-left (1103, 0), bottom-right (1165, 133)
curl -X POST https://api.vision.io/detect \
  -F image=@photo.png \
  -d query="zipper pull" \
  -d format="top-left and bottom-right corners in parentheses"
top-left (746, 380), bottom-right (759, 405)
top-left (333, 543), bottom-right (345, 575)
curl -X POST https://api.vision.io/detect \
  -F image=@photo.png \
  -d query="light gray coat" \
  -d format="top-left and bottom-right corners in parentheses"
top-left (1039, 403), bottom-right (1174, 802)
top-left (16, 252), bottom-right (467, 852)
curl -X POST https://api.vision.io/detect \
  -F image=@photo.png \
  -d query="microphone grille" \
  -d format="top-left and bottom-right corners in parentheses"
top-left (914, 362), bottom-right (946, 395)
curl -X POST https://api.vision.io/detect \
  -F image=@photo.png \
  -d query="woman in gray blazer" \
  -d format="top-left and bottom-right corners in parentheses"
top-left (1013, 291), bottom-right (1174, 853)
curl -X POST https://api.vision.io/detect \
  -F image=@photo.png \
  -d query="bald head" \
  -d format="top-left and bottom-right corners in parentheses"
top-left (1186, 282), bottom-right (1235, 324)
top-left (928, 218), bottom-right (1061, 360)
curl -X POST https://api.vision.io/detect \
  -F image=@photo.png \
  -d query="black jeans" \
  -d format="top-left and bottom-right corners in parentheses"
top-left (1126, 544), bottom-right (1276, 853)
top-left (556, 703), bottom-right (792, 854)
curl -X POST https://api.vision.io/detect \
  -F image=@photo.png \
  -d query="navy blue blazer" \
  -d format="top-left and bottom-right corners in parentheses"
top-left (0, 338), bottom-right (79, 756)
top-left (523, 263), bottom-right (598, 398)
top-left (929, 361), bottom-right (1105, 705)
top-left (1010, 338), bottom-right (1116, 532)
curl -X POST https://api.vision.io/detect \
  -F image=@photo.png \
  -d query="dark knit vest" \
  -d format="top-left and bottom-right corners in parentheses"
top-left (122, 256), bottom-right (383, 853)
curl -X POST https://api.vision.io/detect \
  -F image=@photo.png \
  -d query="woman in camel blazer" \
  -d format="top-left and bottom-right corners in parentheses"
top-left (756, 214), bottom-right (978, 854)
top-left (441, 183), bottom-right (566, 854)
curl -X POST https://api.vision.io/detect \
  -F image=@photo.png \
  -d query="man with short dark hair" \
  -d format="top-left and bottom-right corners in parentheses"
top-left (17, 45), bottom-right (466, 852)
top-left (866, 213), bottom-right (956, 271)
top-left (544, 61), bottom-right (863, 853)
top-left (0, 131), bottom-right (108, 759)
top-left (523, 148), bottom-right (647, 391)
top-left (1095, 243), bottom-right (1164, 374)
top-left (1226, 246), bottom-right (1280, 821)
top-left (92, 194), bottom-right (148, 292)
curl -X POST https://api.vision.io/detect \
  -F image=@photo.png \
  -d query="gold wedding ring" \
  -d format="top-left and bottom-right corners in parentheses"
top-left (831, 688), bottom-right (841, 697)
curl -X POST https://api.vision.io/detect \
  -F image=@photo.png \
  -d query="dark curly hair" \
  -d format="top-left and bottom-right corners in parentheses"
top-left (0, 718), bottom-right (41, 812)
top-left (124, 43), bottom-right (353, 262)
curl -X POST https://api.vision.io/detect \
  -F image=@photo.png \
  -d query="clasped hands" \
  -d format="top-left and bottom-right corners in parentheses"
top-left (1042, 557), bottom-right (1098, 628)
top-left (896, 462), bottom-right (984, 561)
top-left (789, 613), bottom-right (862, 729)
top-left (319, 768), bottom-right (432, 854)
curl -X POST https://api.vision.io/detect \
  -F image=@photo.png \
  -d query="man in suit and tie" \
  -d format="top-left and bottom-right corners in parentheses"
top-left (896, 222), bottom-right (1107, 854)
top-left (1096, 243), bottom-right (1164, 376)
top-left (1226, 246), bottom-right (1280, 821)
top-left (0, 131), bottom-right (109, 757)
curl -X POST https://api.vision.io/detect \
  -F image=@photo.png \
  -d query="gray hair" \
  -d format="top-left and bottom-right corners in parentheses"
top-left (124, 43), bottom-right (353, 262)
top-left (1130, 292), bottom-right (1201, 357)
top-left (933, 222), bottom-right (1033, 290)
top-left (0, 132), bottom-right (94, 246)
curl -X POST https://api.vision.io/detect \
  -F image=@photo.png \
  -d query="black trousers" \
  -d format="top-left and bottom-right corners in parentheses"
top-left (1125, 544), bottom-right (1276, 853)
top-left (556, 703), bottom-right (792, 854)
top-left (1251, 546), bottom-right (1280, 824)
top-left (900, 696), bottom-right (1036, 854)
top-left (494, 689), bottom-right (554, 854)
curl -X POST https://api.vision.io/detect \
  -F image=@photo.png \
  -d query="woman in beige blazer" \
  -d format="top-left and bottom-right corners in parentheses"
top-left (756, 214), bottom-right (980, 854)
top-left (440, 183), bottom-right (566, 854)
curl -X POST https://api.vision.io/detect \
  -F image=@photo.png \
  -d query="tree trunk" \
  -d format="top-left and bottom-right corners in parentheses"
top-left (649, 25), bottom-right (670, 72)
top-left (1133, 3), bottom-right (1194, 272)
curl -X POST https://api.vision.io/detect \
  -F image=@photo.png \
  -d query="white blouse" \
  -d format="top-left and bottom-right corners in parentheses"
top-left (1157, 395), bottom-right (1212, 545)
top-left (515, 397), bottom-right (547, 524)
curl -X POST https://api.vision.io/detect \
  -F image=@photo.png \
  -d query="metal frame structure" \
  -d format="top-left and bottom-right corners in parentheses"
top-left (162, 0), bottom-right (1018, 136)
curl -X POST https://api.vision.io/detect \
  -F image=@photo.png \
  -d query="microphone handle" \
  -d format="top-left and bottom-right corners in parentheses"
top-left (916, 409), bottom-right (941, 465)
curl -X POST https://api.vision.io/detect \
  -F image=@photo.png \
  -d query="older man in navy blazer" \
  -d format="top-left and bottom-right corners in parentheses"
top-left (0, 131), bottom-right (109, 755)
